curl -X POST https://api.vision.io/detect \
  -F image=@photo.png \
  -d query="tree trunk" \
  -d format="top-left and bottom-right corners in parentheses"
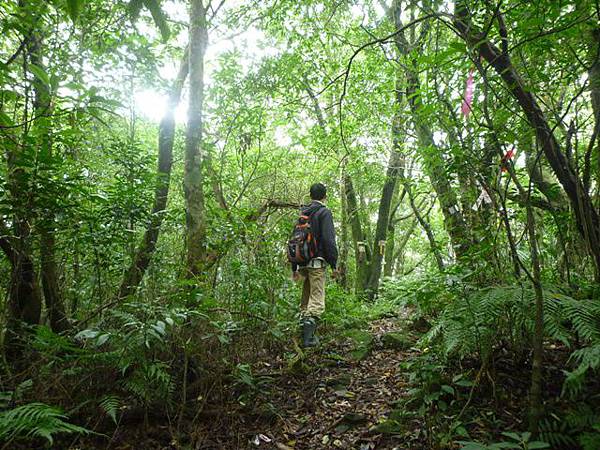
top-left (527, 201), bottom-right (545, 435)
top-left (587, 27), bottom-right (600, 208)
top-left (184, 0), bottom-right (209, 277)
top-left (383, 221), bottom-right (396, 278)
top-left (487, 99), bottom-right (546, 433)
top-left (3, 5), bottom-right (45, 358)
top-left (391, 0), bottom-right (472, 258)
top-left (118, 56), bottom-right (189, 298)
top-left (28, 29), bottom-right (69, 333)
top-left (370, 70), bottom-right (405, 291)
top-left (339, 165), bottom-right (349, 289)
top-left (366, 147), bottom-right (402, 299)
top-left (2, 220), bottom-right (42, 361)
top-left (344, 175), bottom-right (371, 293)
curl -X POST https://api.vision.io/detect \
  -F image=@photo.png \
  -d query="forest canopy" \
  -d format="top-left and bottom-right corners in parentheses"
top-left (1, 0), bottom-right (600, 448)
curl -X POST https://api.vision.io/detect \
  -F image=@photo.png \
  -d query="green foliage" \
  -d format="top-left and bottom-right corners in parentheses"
top-left (65, 0), bottom-right (83, 22)
top-left (99, 395), bottom-right (120, 425)
top-left (74, 303), bottom-right (188, 407)
top-left (459, 432), bottom-right (550, 449)
top-left (127, 0), bottom-right (170, 41)
top-left (551, 404), bottom-right (600, 450)
top-left (0, 402), bottom-right (91, 445)
top-left (382, 271), bottom-right (456, 319)
top-left (538, 416), bottom-right (578, 448)
top-left (231, 363), bottom-right (274, 406)
top-left (390, 353), bottom-right (473, 445)
top-left (418, 284), bottom-right (597, 362)
top-left (1, 0), bottom-right (600, 448)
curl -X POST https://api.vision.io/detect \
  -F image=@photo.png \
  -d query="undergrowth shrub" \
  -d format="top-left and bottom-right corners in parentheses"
top-left (381, 271), bottom-right (456, 320)
top-left (383, 275), bottom-right (600, 448)
top-left (0, 269), bottom-right (308, 449)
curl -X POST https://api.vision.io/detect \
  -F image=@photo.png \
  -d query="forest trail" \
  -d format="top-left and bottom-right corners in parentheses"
top-left (191, 310), bottom-right (424, 450)
top-left (265, 316), bottom-right (420, 450)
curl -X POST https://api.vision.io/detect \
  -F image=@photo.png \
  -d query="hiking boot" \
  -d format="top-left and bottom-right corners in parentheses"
top-left (301, 317), bottom-right (319, 348)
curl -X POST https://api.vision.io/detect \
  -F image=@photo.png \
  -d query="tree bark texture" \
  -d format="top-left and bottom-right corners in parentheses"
top-left (184, 0), bottom-right (209, 277)
top-left (366, 147), bottom-right (403, 299)
top-left (526, 201), bottom-right (545, 435)
top-left (339, 165), bottom-right (350, 289)
top-left (344, 175), bottom-right (371, 293)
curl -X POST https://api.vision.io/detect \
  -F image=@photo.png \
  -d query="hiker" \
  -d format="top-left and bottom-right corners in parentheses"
top-left (289, 183), bottom-right (338, 347)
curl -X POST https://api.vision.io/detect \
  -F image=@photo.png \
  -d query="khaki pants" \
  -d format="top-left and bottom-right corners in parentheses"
top-left (298, 267), bottom-right (326, 317)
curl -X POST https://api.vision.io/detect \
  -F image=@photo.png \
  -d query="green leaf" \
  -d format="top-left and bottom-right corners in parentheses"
top-left (96, 334), bottom-right (110, 346)
top-left (526, 443), bottom-right (550, 449)
top-left (441, 385), bottom-right (455, 395)
top-left (66, 0), bottom-right (83, 22)
top-left (457, 442), bottom-right (487, 450)
top-left (501, 431), bottom-right (523, 441)
top-left (99, 396), bottom-right (120, 425)
top-left (0, 111), bottom-right (14, 127)
top-left (29, 64), bottom-right (50, 86)
top-left (489, 444), bottom-right (520, 449)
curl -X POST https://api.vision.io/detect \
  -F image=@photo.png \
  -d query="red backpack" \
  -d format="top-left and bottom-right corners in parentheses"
top-left (287, 207), bottom-right (322, 264)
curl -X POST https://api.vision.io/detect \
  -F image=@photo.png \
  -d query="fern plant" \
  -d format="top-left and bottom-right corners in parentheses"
top-left (420, 284), bottom-right (597, 363)
top-left (0, 402), bottom-right (91, 445)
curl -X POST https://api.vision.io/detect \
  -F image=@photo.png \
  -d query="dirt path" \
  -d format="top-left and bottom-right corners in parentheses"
top-left (100, 313), bottom-right (424, 450)
top-left (246, 314), bottom-right (423, 450)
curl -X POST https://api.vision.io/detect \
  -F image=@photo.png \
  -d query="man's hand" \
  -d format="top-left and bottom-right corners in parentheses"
top-left (331, 269), bottom-right (340, 280)
top-left (292, 271), bottom-right (301, 282)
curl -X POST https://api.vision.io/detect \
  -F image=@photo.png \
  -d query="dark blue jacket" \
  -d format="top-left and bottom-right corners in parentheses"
top-left (292, 201), bottom-right (338, 271)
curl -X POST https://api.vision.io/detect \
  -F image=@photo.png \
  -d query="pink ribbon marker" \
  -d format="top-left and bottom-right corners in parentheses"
top-left (461, 67), bottom-right (475, 118)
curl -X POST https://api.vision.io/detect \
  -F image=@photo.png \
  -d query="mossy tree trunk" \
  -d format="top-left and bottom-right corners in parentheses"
top-left (184, 0), bottom-right (209, 277)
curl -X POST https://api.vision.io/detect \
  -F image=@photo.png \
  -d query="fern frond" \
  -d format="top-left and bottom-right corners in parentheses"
top-left (0, 402), bottom-right (91, 444)
top-left (539, 418), bottom-right (577, 447)
top-left (99, 395), bottom-right (121, 424)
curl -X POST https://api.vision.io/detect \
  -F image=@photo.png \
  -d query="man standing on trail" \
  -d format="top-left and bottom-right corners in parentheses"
top-left (291, 183), bottom-right (338, 347)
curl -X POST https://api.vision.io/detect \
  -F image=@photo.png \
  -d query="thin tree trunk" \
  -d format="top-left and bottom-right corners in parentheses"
top-left (385, 216), bottom-right (417, 277)
top-left (344, 175), bottom-right (371, 293)
top-left (2, 220), bottom-right (42, 361)
top-left (184, 0), bottom-right (209, 277)
top-left (3, 6), bottom-right (44, 358)
top-left (384, 222), bottom-right (396, 278)
top-left (366, 147), bottom-right (402, 299)
top-left (526, 200), bottom-right (544, 435)
top-left (490, 119), bottom-right (546, 434)
top-left (339, 164), bottom-right (349, 289)
top-left (367, 70), bottom-right (405, 296)
top-left (118, 56), bottom-right (189, 298)
top-left (588, 26), bottom-right (600, 213)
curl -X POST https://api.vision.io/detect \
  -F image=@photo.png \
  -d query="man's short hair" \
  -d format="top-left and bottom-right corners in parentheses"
top-left (310, 183), bottom-right (327, 200)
